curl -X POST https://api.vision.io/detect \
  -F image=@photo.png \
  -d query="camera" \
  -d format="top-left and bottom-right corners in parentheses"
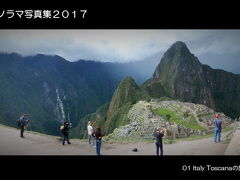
top-left (64, 121), bottom-right (72, 128)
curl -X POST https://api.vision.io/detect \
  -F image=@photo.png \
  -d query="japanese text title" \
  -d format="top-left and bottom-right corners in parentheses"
top-left (0, 9), bottom-right (87, 19)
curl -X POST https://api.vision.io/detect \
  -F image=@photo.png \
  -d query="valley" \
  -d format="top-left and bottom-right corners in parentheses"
top-left (0, 41), bottom-right (239, 144)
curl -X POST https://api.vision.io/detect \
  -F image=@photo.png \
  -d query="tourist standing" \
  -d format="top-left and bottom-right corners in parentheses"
top-left (18, 114), bottom-right (30, 138)
top-left (92, 126), bottom-right (104, 155)
top-left (154, 127), bottom-right (167, 156)
top-left (87, 121), bottom-right (95, 146)
top-left (213, 114), bottom-right (222, 143)
top-left (61, 121), bottom-right (71, 145)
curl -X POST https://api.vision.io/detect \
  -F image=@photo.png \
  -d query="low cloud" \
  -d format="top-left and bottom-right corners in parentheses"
top-left (0, 30), bottom-right (239, 65)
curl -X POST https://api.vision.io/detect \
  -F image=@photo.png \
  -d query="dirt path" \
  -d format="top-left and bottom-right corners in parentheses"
top-left (0, 125), bottom-right (230, 155)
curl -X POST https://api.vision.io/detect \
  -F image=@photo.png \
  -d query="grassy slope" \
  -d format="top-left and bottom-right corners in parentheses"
top-left (0, 54), bottom-right (121, 136)
top-left (153, 107), bottom-right (206, 131)
top-left (71, 77), bottom-right (151, 138)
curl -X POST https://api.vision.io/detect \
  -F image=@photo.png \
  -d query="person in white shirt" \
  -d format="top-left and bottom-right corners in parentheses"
top-left (87, 121), bottom-right (95, 146)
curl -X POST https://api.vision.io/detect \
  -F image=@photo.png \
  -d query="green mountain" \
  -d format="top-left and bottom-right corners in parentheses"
top-left (0, 53), bottom-right (119, 135)
top-left (143, 41), bottom-right (240, 119)
top-left (73, 41), bottom-right (240, 139)
top-left (107, 76), bottom-right (143, 117)
top-left (104, 76), bottom-right (150, 134)
top-left (143, 41), bottom-right (214, 107)
top-left (2, 41), bottom-right (239, 138)
top-left (71, 76), bottom-right (150, 138)
top-left (202, 65), bottom-right (240, 118)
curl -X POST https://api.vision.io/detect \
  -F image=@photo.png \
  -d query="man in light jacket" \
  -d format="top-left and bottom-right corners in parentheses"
top-left (87, 121), bottom-right (95, 146)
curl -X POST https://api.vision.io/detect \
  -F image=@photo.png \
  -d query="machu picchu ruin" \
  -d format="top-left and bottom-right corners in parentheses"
top-left (106, 100), bottom-right (234, 141)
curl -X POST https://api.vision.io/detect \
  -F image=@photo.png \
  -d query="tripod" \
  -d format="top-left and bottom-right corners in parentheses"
top-left (26, 121), bottom-right (32, 131)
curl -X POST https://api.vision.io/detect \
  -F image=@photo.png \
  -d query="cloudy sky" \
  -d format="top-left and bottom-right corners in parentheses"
top-left (0, 30), bottom-right (240, 72)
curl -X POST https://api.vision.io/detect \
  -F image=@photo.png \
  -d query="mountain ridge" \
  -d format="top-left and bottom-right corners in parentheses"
top-left (1, 41), bottom-right (240, 138)
top-left (0, 53), bottom-right (120, 135)
top-left (74, 41), bottom-right (240, 138)
top-left (144, 41), bottom-right (240, 118)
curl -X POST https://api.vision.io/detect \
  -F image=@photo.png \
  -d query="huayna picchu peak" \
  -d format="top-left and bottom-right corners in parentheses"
top-left (144, 41), bottom-right (240, 119)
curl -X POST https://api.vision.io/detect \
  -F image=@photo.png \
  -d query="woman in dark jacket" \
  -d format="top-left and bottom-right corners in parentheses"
top-left (92, 126), bottom-right (104, 155)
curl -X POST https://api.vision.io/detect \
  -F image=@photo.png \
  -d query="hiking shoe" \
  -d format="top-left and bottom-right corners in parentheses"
top-left (68, 142), bottom-right (71, 144)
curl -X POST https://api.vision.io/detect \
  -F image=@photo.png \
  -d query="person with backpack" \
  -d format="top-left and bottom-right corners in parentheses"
top-left (92, 126), bottom-right (104, 155)
top-left (213, 114), bottom-right (222, 143)
top-left (61, 121), bottom-right (71, 145)
top-left (154, 127), bottom-right (167, 156)
top-left (18, 114), bottom-right (30, 138)
top-left (87, 121), bottom-right (95, 147)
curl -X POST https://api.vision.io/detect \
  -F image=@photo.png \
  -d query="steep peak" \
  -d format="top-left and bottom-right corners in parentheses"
top-left (164, 41), bottom-right (191, 58)
top-left (120, 76), bottom-right (138, 87)
top-left (114, 76), bottom-right (139, 98)
top-left (107, 76), bottom-right (139, 116)
top-left (153, 41), bottom-right (201, 80)
top-left (171, 41), bottom-right (187, 49)
top-left (149, 41), bottom-right (215, 109)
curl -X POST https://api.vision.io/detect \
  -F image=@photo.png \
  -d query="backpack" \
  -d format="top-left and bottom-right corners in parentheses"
top-left (60, 125), bottom-right (64, 130)
top-left (132, 148), bottom-right (138, 152)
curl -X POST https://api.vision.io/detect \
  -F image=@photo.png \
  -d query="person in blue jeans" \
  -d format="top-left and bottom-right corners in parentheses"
top-left (154, 127), bottom-right (167, 156)
top-left (92, 126), bottom-right (104, 155)
top-left (213, 114), bottom-right (222, 143)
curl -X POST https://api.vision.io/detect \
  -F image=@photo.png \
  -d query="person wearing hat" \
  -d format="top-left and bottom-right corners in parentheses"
top-left (154, 127), bottom-right (167, 156)
top-left (18, 114), bottom-right (30, 138)
top-left (213, 114), bottom-right (222, 143)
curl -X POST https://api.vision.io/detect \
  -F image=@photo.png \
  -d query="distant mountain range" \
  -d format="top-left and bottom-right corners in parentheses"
top-left (0, 52), bottom-right (159, 135)
top-left (1, 41), bottom-right (240, 137)
top-left (0, 53), bottom-right (119, 135)
top-left (72, 41), bottom-right (240, 138)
